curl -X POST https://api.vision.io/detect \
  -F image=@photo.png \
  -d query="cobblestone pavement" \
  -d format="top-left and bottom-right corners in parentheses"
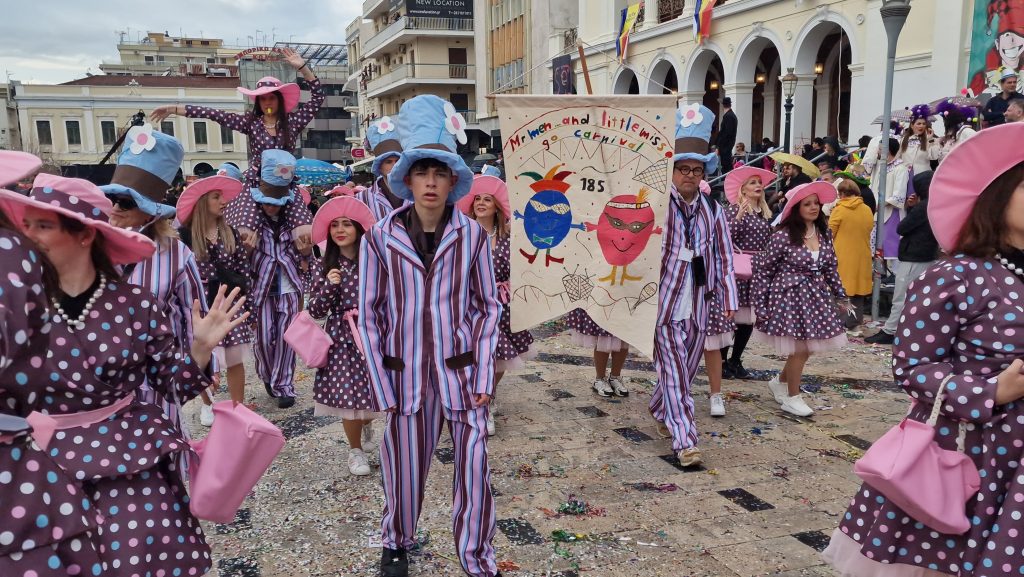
top-left (186, 321), bottom-right (903, 577)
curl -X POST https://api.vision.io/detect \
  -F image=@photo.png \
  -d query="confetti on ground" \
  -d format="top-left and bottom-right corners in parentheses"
top-left (551, 529), bottom-right (589, 542)
top-left (552, 495), bottom-right (607, 517)
top-left (624, 482), bottom-right (679, 492)
top-left (497, 560), bottom-right (522, 572)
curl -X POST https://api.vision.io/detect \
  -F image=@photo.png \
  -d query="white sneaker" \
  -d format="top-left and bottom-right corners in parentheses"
top-left (200, 403), bottom-right (215, 427)
top-left (780, 394), bottom-right (815, 417)
top-left (592, 378), bottom-right (613, 398)
top-left (348, 448), bottom-right (371, 476)
top-left (607, 376), bottom-right (629, 397)
top-left (767, 376), bottom-right (789, 404)
top-left (709, 393), bottom-right (726, 417)
top-left (486, 412), bottom-right (496, 436)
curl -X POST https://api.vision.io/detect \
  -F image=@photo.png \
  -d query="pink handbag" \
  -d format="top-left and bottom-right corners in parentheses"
top-left (853, 376), bottom-right (980, 534)
top-left (733, 251), bottom-right (755, 280)
top-left (284, 310), bottom-right (333, 368)
top-left (343, 309), bottom-right (365, 357)
top-left (189, 401), bottom-right (285, 523)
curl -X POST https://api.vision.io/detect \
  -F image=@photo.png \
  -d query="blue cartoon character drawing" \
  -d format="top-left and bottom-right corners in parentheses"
top-left (514, 164), bottom-right (585, 267)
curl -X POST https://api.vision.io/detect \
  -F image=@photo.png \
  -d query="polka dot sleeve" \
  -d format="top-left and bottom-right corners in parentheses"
top-left (0, 232), bottom-right (48, 392)
top-left (892, 261), bottom-right (998, 423)
top-left (751, 231), bottom-right (786, 320)
top-left (307, 268), bottom-right (338, 320)
top-left (185, 105), bottom-right (253, 136)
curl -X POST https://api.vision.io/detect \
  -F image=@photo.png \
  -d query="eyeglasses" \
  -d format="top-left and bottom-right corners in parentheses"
top-left (674, 166), bottom-right (705, 177)
top-left (110, 196), bottom-right (138, 211)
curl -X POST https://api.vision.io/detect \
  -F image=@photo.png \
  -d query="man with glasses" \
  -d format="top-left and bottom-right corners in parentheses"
top-left (651, 103), bottom-right (738, 468)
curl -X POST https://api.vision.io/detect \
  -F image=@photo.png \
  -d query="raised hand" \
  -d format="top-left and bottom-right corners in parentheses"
top-left (151, 105), bottom-right (181, 123)
top-left (281, 47), bottom-right (305, 70)
top-left (327, 269), bottom-right (342, 285)
top-left (190, 286), bottom-right (250, 368)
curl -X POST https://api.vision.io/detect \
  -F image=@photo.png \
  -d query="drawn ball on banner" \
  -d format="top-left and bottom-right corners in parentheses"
top-left (562, 268), bottom-right (595, 302)
top-left (594, 189), bottom-right (658, 266)
top-left (523, 190), bottom-right (575, 250)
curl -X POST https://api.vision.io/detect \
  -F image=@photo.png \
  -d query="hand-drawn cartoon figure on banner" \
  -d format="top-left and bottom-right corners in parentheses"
top-left (968, 0), bottom-right (1024, 96)
top-left (495, 95), bottom-right (676, 358)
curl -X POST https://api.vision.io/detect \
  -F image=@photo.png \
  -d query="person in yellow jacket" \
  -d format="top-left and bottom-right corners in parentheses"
top-left (828, 179), bottom-right (874, 331)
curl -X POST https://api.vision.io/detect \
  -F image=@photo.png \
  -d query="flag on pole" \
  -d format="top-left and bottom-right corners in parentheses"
top-left (692, 0), bottom-right (719, 44)
top-left (616, 2), bottom-right (643, 63)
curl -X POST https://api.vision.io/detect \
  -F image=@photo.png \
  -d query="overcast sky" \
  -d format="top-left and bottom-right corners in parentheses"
top-left (0, 0), bottom-right (362, 84)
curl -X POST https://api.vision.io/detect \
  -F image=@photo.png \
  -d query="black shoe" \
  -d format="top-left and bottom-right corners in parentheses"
top-left (380, 547), bottom-right (409, 577)
top-left (721, 360), bottom-right (736, 380)
top-left (263, 381), bottom-right (278, 399)
top-left (865, 331), bottom-right (895, 345)
top-left (730, 360), bottom-right (751, 379)
top-left (277, 396), bottom-right (295, 409)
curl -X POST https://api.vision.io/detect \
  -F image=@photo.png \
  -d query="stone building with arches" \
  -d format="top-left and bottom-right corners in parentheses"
top-left (568, 0), bottom-right (969, 151)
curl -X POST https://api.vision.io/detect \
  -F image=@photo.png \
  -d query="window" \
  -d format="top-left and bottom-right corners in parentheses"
top-left (101, 120), bottom-right (116, 145)
top-left (157, 55), bottom-right (165, 62)
top-left (36, 120), bottom-right (52, 145)
top-left (144, 55), bottom-right (154, 63)
top-left (194, 121), bottom-right (207, 145)
top-left (220, 127), bottom-right (234, 145)
top-left (66, 120), bottom-right (82, 146)
top-left (206, 58), bottom-right (215, 64)
top-left (160, 121), bottom-right (174, 136)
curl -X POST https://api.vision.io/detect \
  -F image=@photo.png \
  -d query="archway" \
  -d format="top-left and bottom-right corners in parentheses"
top-left (792, 14), bottom-right (858, 145)
top-left (683, 45), bottom-right (726, 138)
top-left (613, 67), bottom-right (641, 94)
top-left (732, 31), bottom-right (784, 151)
top-left (648, 58), bottom-right (679, 95)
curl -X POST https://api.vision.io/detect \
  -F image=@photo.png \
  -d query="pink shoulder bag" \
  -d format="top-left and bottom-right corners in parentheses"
top-left (189, 401), bottom-right (285, 523)
top-left (733, 250), bottom-right (756, 281)
top-left (284, 310), bottom-right (333, 368)
top-left (853, 375), bottom-right (981, 534)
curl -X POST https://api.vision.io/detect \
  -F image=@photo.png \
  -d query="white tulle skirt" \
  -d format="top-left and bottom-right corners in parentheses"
top-left (821, 529), bottom-right (954, 577)
top-left (570, 331), bottom-right (629, 354)
top-left (754, 331), bottom-right (848, 355)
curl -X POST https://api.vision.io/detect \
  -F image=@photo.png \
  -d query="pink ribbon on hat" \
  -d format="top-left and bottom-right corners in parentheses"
top-left (343, 310), bottom-right (365, 357)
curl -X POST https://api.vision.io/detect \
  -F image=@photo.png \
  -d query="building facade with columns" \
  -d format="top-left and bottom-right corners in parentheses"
top-left (14, 77), bottom-right (248, 175)
top-left (570, 0), bottom-right (966, 151)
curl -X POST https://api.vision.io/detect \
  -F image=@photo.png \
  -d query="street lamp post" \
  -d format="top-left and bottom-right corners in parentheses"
top-left (871, 0), bottom-right (912, 321)
top-left (781, 68), bottom-right (798, 154)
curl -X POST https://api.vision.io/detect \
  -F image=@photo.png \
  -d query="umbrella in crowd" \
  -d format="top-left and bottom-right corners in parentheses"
top-left (929, 95), bottom-right (982, 109)
top-left (294, 157), bottom-right (346, 186)
top-left (871, 109), bottom-right (915, 125)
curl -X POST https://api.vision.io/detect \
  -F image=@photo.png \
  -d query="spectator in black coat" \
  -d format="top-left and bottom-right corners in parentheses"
top-left (716, 97), bottom-right (738, 173)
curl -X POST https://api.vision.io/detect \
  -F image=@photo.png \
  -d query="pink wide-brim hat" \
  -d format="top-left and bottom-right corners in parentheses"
top-left (778, 181), bottom-right (838, 224)
top-left (698, 180), bottom-right (712, 195)
top-left (327, 185), bottom-right (355, 197)
top-left (175, 175), bottom-right (244, 225)
top-left (0, 173), bottom-right (155, 265)
top-left (0, 151), bottom-right (42, 186)
top-left (311, 196), bottom-right (376, 247)
top-left (238, 76), bottom-right (301, 113)
top-left (929, 122), bottom-right (1024, 252)
top-left (298, 185), bottom-right (312, 205)
top-left (455, 175), bottom-right (511, 219)
top-left (724, 166), bottom-right (777, 204)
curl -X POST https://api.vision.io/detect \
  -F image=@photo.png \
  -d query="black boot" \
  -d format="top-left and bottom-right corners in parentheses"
top-left (721, 359), bottom-right (736, 380)
top-left (380, 547), bottom-right (409, 577)
top-left (729, 358), bottom-right (751, 379)
top-left (277, 395), bottom-right (295, 409)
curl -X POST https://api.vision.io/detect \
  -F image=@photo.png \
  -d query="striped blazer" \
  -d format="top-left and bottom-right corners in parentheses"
top-left (125, 238), bottom-right (207, 352)
top-left (358, 205), bottom-right (502, 414)
top-left (656, 187), bottom-right (739, 326)
top-left (249, 214), bottom-right (307, 309)
top-left (358, 176), bottom-right (409, 222)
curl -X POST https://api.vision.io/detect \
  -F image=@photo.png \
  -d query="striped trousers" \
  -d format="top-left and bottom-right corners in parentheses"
top-left (253, 292), bottom-right (300, 398)
top-left (379, 383), bottom-right (497, 577)
top-left (650, 319), bottom-right (707, 451)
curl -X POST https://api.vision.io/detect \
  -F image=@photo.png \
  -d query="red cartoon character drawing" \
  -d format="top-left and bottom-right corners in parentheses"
top-left (584, 187), bottom-right (662, 285)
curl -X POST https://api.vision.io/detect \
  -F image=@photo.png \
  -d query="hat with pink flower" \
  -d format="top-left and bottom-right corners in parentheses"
top-left (386, 95), bottom-right (474, 204)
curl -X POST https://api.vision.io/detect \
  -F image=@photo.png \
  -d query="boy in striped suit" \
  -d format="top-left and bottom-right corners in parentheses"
top-left (651, 103), bottom-right (738, 467)
top-left (248, 149), bottom-right (313, 408)
top-left (358, 95), bottom-right (503, 577)
top-left (358, 116), bottom-right (407, 221)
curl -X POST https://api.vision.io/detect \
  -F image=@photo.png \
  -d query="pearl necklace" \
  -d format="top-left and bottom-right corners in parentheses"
top-left (52, 273), bottom-right (106, 331)
top-left (996, 253), bottom-right (1024, 280)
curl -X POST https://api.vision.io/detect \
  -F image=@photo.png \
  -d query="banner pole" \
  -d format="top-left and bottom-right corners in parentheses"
top-left (577, 41), bottom-right (594, 95)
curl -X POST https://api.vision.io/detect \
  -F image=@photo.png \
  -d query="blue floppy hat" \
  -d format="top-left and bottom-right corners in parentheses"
top-left (387, 95), bottom-right (473, 204)
top-left (216, 162), bottom-right (243, 182)
top-left (250, 149), bottom-right (297, 206)
top-left (366, 116), bottom-right (403, 176)
top-left (100, 123), bottom-right (184, 219)
top-left (673, 103), bottom-right (719, 174)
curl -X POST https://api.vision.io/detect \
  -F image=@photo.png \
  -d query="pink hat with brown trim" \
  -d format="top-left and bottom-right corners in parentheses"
top-left (0, 173), bottom-right (155, 265)
top-left (455, 174), bottom-right (511, 219)
top-left (238, 76), bottom-right (301, 113)
top-left (929, 122), bottom-right (1024, 251)
top-left (175, 175), bottom-right (244, 225)
top-left (0, 151), bottom-right (42, 187)
top-left (777, 181), bottom-right (837, 224)
top-left (311, 196), bottom-right (376, 247)
top-left (724, 166), bottom-right (777, 205)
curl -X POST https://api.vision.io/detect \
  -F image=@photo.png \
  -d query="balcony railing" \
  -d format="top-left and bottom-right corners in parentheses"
top-left (363, 16), bottom-right (474, 54)
top-left (659, 0), bottom-right (686, 23)
top-left (366, 63), bottom-right (477, 95)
